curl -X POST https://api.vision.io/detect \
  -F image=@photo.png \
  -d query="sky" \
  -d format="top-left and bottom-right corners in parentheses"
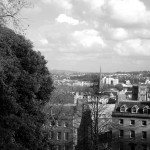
top-left (20, 0), bottom-right (150, 72)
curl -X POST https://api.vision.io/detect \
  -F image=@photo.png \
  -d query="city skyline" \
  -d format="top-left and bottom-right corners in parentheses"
top-left (20, 0), bottom-right (150, 72)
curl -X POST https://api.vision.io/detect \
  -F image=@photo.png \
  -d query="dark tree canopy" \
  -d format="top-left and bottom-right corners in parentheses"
top-left (0, 26), bottom-right (54, 150)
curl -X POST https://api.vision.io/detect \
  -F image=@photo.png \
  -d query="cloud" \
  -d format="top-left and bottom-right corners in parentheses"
top-left (103, 25), bottom-right (150, 41)
top-left (132, 29), bottom-right (150, 39)
top-left (56, 14), bottom-right (79, 25)
top-left (103, 27), bottom-right (129, 40)
top-left (83, 0), bottom-right (105, 10)
top-left (41, 0), bottom-right (52, 3)
top-left (111, 28), bottom-right (128, 40)
top-left (41, 0), bottom-right (72, 10)
top-left (114, 39), bottom-right (150, 56)
top-left (106, 0), bottom-right (150, 25)
top-left (40, 38), bottom-right (49, 45)
top-left (23, 0), bottom-right (150, 72)
top-left (73, 29), bottom-right (105, 47)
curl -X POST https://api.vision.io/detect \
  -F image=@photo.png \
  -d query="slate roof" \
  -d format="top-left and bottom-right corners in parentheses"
top-left (115, 100), bottom-right (150, 114)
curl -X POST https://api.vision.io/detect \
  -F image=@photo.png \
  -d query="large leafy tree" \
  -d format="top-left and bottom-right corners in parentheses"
top-left (0, 26), bottom-right (54, 150)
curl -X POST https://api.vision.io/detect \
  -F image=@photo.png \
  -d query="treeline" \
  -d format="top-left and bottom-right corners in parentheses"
top-left (70, 74), bottom-right (99, 82)
top-left (0, 25), bottom-right (54, 149)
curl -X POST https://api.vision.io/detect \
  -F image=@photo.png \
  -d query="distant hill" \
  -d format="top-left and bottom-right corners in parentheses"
top-left (50, 69), bottom-right (150, 76)
top-left (50, 69), bottom-right (78, 74)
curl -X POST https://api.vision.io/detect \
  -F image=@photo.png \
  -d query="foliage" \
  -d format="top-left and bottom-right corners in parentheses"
top-left (115, 84), bottom-right (123, 91)
top-left (70, 74), bottom-right (99, 82)
top-left (0, 26), bottom-right (54, 149)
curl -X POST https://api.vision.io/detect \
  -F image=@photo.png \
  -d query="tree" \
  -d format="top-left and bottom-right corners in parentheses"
top-left (0, 0), bottom-right (30, 32)
top-left (75, 89), bottom-right (118, 150)
top-left (115, 84), bottom-right (123, 91)
top-left (0, 25), bottom-right (54, 149)
top-left (76, 106), bottom-right (93, 150)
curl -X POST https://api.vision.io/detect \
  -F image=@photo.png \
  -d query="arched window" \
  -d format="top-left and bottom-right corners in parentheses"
top-left (132, 105), bottom-right (139, 113)
top-left (143, 106), bottom-right (149, 114)
top-left (120, 105), bottom-right (127, 112)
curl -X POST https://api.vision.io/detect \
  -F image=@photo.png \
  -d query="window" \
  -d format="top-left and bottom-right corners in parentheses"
top-left (119, 119), bottom-right (124, 125)
top-left (56, 145), bottom-right (61, 150)
top-left (49, 131), bottom-right (54, 139)
top-left (64, 132), bottom-right (69, 140)
top-left (119, 130), bottom-right (124, 137)
top-left (102, 114), bottom-right (106, 118)
top-left (142, 120), bottom-right (147, 126)
top-left (64, 122), bottom-right (69, 127)
top-left (50, 121), bottom-right (54, 126)
top-left (131, 105), bottom-right (139, 113)
top-left (142, 145), bottom-right (147, 150)
top-left (57, 132), bottom-right (61, 140)
top-left (120, 105), bottom-right (127, 112)
top-left (143, 106), bottom-right (149, 114)
top-left (119, 142), bottom-right (124, 150)
top-left (56, 121), bottom-right (61, 127)
top-left (130, 144), bottom-right (136, 150)
top-left (64, 145), bottom-right (69, 150)
top-left (142, 131), bottom-right (147, 139)
top-left (130, 130), bottom-right (135, 138)
top-left (132, 107), bottom-right (136, 113)
top-left (130, 120), bottom-right (135, 125)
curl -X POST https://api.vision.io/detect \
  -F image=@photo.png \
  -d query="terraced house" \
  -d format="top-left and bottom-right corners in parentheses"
top-left (112, 100), bottom-right (150, 150)
top-left (44, 104), bottom-right (79, 150)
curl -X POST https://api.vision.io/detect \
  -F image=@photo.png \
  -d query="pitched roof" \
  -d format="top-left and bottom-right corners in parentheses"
top-left (115, 100), bottom-right (150, 113)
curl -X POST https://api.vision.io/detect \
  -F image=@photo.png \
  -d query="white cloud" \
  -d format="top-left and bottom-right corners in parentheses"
top-left (132, 29), bottom-right (150, 39)
top-left (41, 0), bottom-right (52, 4)
top-left (112, 28), bottom-right (128, 40)
top-left (61, 0), bottom-right (72, 10)
top-left (107, 0), bottom-right (150, 25)
top-left (23, 0), bottom-right (150, 71)
top-left (83, 0), bottom-right (105, 10)
top-left (114, 39), bottom-right (150, 56)
top-left (41, 0), bottom-right (72, 10)
top-left (56, 14), bottom-right (79, 25)
top-left (40, 38), bottom-right (49, 45)
top-left (73, 29), bottom-right (105, 47)
top-left (105, 27), bottom-right (129, 40)
top-left (104, 26), bottom-right (150, 41)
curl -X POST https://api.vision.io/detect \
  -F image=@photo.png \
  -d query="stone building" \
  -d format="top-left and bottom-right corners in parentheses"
top-left (102, 76), bottom-right (119, 86)
top-left (112, 100), bottom-right (150, 150)
top-left (138, 84), bottom-right (150, 101)
top-left (44, 104), bottom-right (79, 150)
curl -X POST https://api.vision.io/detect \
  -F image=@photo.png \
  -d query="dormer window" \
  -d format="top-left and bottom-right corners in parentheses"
top-left (120, 105), bottom-right (127, 112)
top-left (143, 106), bottom-right (149, 114)
top-left (56, 120), bottom-right (61, 127)
top-left (132, 105), bottom-right (139, 113)
top-left (64, 122), bottom-right (69, 127)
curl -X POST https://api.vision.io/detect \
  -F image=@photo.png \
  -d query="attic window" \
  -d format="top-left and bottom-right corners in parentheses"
top-left (143, 106), bottom-right (149, 114)
top-left (120, 105), bottom-right (127, 112)
top-left (64, 122), bottom-right (69, 127)
top-left (56, 120), bottom-right (61, 127)
top-left (132, 105), bottom-right (139, 113)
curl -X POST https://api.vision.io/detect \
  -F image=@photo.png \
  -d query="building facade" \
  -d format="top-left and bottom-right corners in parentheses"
top-left (44, 105), bottom-right (78, 150)
top-left (112, 101), bottom-right (150, 150)
top-left (102, 76), bottom-right (119, 86)
top-left (138, 84), bottom-right (150, 101)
